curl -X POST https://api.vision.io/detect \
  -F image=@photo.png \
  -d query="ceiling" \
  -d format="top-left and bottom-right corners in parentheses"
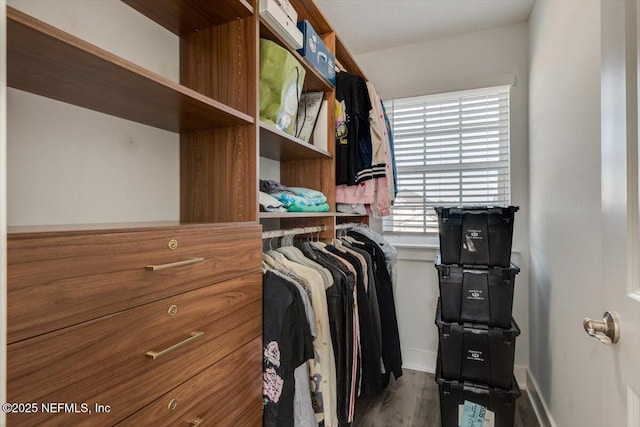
top-left (315, 0), bottom-right (535, 55)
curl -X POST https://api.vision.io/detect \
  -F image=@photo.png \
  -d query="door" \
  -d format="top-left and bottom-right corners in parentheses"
top-left (597, 1), bottom-right (640, 426)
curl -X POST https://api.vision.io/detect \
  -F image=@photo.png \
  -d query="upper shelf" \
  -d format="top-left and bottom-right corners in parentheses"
top-left (121, 0), bottom-right (254, 36)
top-left (7, 7), bottom-right (254, 133)
top-left (259, 17), bottom-right (333, 93)
top-left (336, 35), bottom-right (368, 79)
top-left (260, 122), bottom-right (332, 161)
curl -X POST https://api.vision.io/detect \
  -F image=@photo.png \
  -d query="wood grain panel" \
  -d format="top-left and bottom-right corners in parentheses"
top-left (260, 122), bottom-right (332, 161)
top-left (280, 157), bottom-right (335, 207)
top-left (117, 337), bottom-right (262, 426)
top-left (291, 0), bottom-right (333, 35)
top-left (8, 223), bottom-right (261, 343)
top-left (7, 281), bottom-right (262, 427)
top-left (181, 17), bottom-right (254, 115)
top-left (180, 125), bottom-right (257, 223)
top-left (336, 35), bottom-right (368, 79)
top-left (121, 0), bottom-right (254, 36)
top-left (6, 7), bottom-right (253, 132)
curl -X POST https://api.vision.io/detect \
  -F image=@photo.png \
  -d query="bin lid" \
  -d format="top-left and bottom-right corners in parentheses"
top-left (434, 298), bottom-right (521, 337)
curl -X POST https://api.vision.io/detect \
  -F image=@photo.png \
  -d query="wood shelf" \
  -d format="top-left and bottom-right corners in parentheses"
top-left (260, 122), bottom-right (332, 161)
top-left (336, 35), bottom-right (368, 79)
top-left (259, 17), bottom-right (333, 93)
top-left (7, 7), bottom-right (254, 133)
top-left (335, 213), bottom-right (368, 217)
top-left (122, 0), bottom-right (254, 36)
top-left (260, 212), bottom-right (334, 219)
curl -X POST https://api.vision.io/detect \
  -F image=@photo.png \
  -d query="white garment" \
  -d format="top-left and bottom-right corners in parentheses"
top-left (271, 251), bottom-right (339, 427)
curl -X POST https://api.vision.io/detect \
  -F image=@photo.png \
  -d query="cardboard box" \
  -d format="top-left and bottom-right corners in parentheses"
top-left (274, 0), bottom-right (298, 23)
top-left (259, 0), bottom-right (303, 50)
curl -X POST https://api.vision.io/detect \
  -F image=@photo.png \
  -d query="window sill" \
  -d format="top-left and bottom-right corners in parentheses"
top-left (383, 234), bottom-right (521, 264)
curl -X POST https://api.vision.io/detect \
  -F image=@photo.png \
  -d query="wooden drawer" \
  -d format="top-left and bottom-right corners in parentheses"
top-left (118, 337), bottom-right (262, 427)
top-left (7, 273), bottom-right (262, 427)
top-left (8, 222), bottom-right (261, 343)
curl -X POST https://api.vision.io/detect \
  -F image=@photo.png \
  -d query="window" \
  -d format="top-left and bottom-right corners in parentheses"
top-left (383, 86), bottom-right (511, 234)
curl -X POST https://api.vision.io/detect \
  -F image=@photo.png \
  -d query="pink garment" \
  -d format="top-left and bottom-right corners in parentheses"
top-left (336, 182), bottom-right (375, 204)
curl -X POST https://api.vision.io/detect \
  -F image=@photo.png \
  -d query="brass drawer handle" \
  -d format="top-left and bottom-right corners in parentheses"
top-left (145, 257), bottom-right (204, 271)
top-left (187, 418), bottom-right (203, 426)
top-left (145, 331), bottom-right (204, 360)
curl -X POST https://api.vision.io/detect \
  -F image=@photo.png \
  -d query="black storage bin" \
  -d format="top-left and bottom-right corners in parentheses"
top-left (436, 300), bottom-right (520, 389)
top-left (436, 361), bottom-right (521, 427)
top-left (435, 206), bottom-right (519, 267)
top-left (435, 253), bottom-right (519, 328)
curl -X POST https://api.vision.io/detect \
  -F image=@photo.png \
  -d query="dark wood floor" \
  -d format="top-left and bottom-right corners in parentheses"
top-left (353, 369), bottom-right (539, 427)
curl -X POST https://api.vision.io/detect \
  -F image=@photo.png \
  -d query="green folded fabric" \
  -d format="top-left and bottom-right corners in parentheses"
top-left (286, 202), bottom-right (330, 212)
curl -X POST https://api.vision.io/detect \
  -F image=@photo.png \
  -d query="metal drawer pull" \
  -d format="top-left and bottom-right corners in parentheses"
top-left (187, 418), bottom-right (204, 426)
top-left (145, 331), bottom-right (204, 360)
top-left (145, 257), bottom-right (204, 271)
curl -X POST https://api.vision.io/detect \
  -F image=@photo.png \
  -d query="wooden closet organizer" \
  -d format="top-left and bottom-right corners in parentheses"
top-left (5, 0), bottom-right (369, 425)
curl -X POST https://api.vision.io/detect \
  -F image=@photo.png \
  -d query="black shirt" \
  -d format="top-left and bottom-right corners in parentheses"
top-left (335, 72), bottom-right (373, 186)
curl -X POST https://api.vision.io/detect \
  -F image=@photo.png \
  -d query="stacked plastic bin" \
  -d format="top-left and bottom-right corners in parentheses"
top-left (433, 206), bottom-right (521, 427)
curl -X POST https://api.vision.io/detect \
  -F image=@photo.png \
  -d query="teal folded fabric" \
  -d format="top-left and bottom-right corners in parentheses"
top-left (270, 192), bottom-right (315, 207)
top-left (286, 202), bottom-right (330, 212)
top-left (289, 187), bottom-right (328, 205)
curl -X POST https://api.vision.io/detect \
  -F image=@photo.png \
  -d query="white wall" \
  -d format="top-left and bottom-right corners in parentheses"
top-left (7, 0), bottom-right (180, 226)
top-left (356, 22), bottom-right (530, 377)
top-left (528, 1), bottom-right (603, 426)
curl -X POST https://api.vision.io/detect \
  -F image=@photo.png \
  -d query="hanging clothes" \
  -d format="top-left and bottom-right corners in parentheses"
top-left (344, 232), bottom-right (403, 385)
top-left (275, 246), bottom-right (339, 427)
top-left (263, 270), bottom-right (315, 427)
top-left (263, 227), bottom-right (402, 427)
top-left (335, 71), bottom-right (373, 186)
top-left (326, 242), bottom-right (382, 397)
top-left (296, 242), bottom-right (356, 426)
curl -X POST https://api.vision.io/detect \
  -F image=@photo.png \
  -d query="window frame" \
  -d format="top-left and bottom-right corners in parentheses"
top-left (383, 85), bottom-right (512, 236)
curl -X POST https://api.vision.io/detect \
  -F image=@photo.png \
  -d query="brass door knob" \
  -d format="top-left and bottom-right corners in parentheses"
top-left (583, 311), bottom-right (620, 344)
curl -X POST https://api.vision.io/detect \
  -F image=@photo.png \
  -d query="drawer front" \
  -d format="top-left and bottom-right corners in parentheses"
top-left (118, 337), bottom-right (263, 427)
top-left (8, 222), bottom-right (261, 342)
top-left (7, 273), bottom-right (262, 427)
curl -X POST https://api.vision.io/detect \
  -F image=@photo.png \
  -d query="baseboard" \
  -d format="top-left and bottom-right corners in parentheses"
top-left (526, 370), bottom-right (557, 427)
top-left (401, 347), bottom-right (437, 373)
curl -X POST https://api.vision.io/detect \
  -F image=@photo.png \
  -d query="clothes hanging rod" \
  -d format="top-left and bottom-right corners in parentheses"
top-left (262, 226), bottom-right (326, 239)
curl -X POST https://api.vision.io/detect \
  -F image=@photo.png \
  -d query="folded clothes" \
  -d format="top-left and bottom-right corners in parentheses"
top-left (269, 192), bottom-right (316, 208)
top-left (289, 187), bottom-right (327, 205)
top-left (286, 202), bottom-right (331, 213)
top-left (260, 179), bottom-right (296, 196)
top-left (337, 203), bottom-right (367, 215)
top-left (259, 191), bottom-right (287, 213)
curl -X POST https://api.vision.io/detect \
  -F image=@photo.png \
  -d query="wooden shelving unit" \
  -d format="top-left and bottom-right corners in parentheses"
top-left (7, 7), bottom-right (254, 133)
top-left (260, 122), bottom-right (332, 160)
top-left (336, 35), bottom-right (368, 78)
top-left (5, 0), bottom-right (372, 423)
top-left (257, 0), bottom-right (370, 236)
top-left (122, 0), bottom-right (254, 35)
top-left (259, 16), bottom-right (333, 93)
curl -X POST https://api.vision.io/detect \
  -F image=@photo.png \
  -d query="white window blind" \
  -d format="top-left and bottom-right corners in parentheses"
top-left (383, 86), bottom-right (511, 234)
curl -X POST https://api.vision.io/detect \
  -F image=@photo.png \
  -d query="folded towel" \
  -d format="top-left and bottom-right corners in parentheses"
top-left (289, 187), bottom-right (327, 205)
top-left (286, 202), bottom-right (330, 213)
